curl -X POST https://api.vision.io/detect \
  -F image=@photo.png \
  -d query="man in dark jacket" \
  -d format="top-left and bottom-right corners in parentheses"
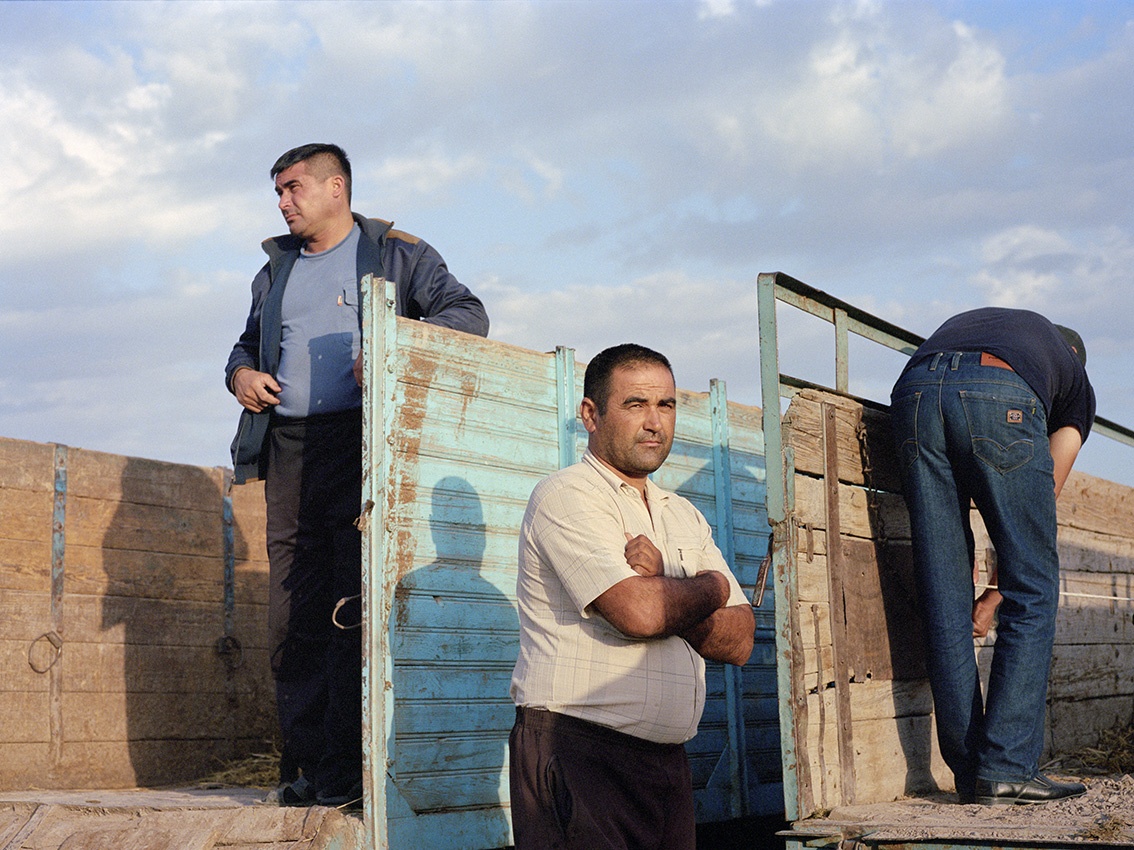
top-left (225, 143), bottom-right (488, 807)
top-left (890, 308), bottom-right (1093, 806)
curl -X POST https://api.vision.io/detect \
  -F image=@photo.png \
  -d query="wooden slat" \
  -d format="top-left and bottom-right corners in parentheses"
top-left (784, 389), bottom-right (899, 492)
top-left (0, 436), bottom-right (54, 491)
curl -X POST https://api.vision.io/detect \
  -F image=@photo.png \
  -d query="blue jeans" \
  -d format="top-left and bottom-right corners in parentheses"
top-left (891, 351), bottom-right (1059, 785)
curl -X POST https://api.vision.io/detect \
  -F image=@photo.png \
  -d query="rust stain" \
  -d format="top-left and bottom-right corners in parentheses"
top-left (458, 370), bottom-right (479, 430)
top-left (393, 583), bottom-right (411, 631)
top-left (383, 349), bottom-right (439, 583)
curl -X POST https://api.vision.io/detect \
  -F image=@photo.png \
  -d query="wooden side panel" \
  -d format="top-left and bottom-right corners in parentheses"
top-left (0, 437), bottom-right (273, 790)
top-left (782, 388), bottom-right (1134, 814)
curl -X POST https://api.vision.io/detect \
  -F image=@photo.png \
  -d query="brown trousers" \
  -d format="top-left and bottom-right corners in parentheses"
top-left (509, 706), bottom-right (696, 850)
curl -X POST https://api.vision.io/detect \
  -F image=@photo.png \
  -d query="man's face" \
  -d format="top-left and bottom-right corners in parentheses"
top-left (582, 362), bottom-right (676, 484)
top-left (274, 160), bottom-right (342, 241)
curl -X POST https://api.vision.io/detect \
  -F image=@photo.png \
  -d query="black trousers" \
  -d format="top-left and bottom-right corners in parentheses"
top-left (264, 407), bottom-right (363, 794)
top-left (509, 707), bottom-right (696, 850)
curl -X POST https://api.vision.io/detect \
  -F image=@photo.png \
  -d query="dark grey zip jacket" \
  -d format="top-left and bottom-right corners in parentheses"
top-left (225, 214), bottom-right (489, 483)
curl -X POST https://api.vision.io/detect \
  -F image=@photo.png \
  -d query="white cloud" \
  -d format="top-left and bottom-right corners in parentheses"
top-left (698, 0), bottom-right (737, 20)
top-left (365, 150), bottom-right (487, 206)
top-left (1, 0), bottom-right (1132, 483)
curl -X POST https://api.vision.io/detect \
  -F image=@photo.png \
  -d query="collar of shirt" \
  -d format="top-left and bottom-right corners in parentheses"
top-left (580, 449), bottom-right (670, 509)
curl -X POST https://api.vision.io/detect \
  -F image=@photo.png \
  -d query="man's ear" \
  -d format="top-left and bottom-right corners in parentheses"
top-left (580, 397), bottom-right (599, 435)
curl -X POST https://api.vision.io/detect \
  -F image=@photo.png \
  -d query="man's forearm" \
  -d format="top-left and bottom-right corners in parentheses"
top-left (681, 604), bottom-right (755, 666)
top-left (592, 570), bottom-right (729, 639)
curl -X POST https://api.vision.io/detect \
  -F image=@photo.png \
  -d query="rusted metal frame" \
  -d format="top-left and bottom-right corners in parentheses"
top-left (362, 275), bottom-right (398, 850)
top-left (1095, 417), bottom-right (1134, 449)
top-left (221, 473), bottom-right (236, 643)
top-left (710, 379), bottom-right (750, 818)
top-left (834, 309), bottom-right (850, 394)
top-left (50, 444), bottom-right (67, 769)
top-left (769, 272), bottom-right (923, 352)
top-left (555, 345), bottom-right (578, 469)
top-left (821, 402), bottom-right (857, 804)
top-left (758, 272), bottom-right (810, 821)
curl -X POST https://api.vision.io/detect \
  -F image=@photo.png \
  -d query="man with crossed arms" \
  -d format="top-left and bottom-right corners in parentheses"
top-left (509, 343), bottom-right (755, 849)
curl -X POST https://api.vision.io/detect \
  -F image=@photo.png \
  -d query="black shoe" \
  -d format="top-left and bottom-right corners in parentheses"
top-left (975, 773), bottom-right (1086, 805)
top-left (279, 775), bottom-right (318, 807)
top-left (317, 779), bottom-right (363, 810)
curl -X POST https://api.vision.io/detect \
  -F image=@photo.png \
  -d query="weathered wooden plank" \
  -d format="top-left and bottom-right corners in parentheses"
top-left (66, 449), bottom-right (226, 509)
top-left (784, 390), bottom-right (900, 492)
top-left (393, 629), bottom-right (518, 665)
top-left (64, 495), bottom-right (222, 557)
top-left (57, 642), bottom-right (264, 695)
top-left (0, 538), bottom-right (52, 592)
top-left (1048, 694), bottom-right (1134, 755)
top-left (793, 474), bottom-right (910, 541)
top-left (0, 589), bottom-right (51, 641)
top-left (0, 638), bottom-right (53, 695)
top-left (0, 737), bottom-right (276, 790)
top-left (64, 545), bottom-right (225, 603)
top-left (228, 479), bottom-right (268, 562)
top-left (0, 488), bottom-right (53, 544)
top-left (1055, 579), bottom-right (1134, 644)
top-left (1057, 525), bottom-right (1134, 574)
top-left (849, 713), bottom-right (951, 801)
top-left (840, 537), bottom-right (925, 682)
top-left (847, 678), bottom-right (935, 721)
top-left (0, 744), bottom-right (52, 789)
top-left (59, 690), bottom-right (272, 743)
top-left (0, 692), bottom-right (50, 742)
top-left (801, 687), bottom-right (846, 811)
top-left (0, 436), bottom-right (54, 491)
top-left (1059, 471), bottom-right (1134, 538)
top-left (1049, 643), bottom-right (1134, 702)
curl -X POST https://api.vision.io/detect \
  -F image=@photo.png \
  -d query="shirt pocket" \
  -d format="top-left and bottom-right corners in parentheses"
top-left (337, 286), bottom-right (360, 338)
top-left (673, 542), bottom-right (704, 578)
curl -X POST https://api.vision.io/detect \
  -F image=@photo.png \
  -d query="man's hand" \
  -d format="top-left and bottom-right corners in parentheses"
top-left (353, 353), bottom-right (364, 387)
top-left (624, 533), bottom-right (663, 576)
top-left (232, 368), bottom-right (281, 413)
top-left (972, 588), bottom-right (1002, 638)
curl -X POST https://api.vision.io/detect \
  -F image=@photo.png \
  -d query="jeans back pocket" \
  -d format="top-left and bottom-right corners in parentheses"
top-left (959, 390), bottom-right (1039, 474)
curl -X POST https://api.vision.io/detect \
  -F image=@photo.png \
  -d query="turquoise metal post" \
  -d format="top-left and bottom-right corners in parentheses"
top-left (361, 275), bottom-right (398, 850)
top-left (834, 308), bottom-right (849, 394)
top-left (757, 272), bottom-right (801, 822)
top-left (757, 274), bottom-right (785, 528)
top-left (555, 346), bottom-right (578, 469)
top-left (710, 379), bottom-right (750, 818)
top-left (50, 444), bottom-right (67, 766)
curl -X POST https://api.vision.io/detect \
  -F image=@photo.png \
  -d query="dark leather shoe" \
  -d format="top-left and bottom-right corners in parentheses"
top-left (280, 775), bottom-right (318, 807)
top-left (975, 773), bottom-right (1086, 805)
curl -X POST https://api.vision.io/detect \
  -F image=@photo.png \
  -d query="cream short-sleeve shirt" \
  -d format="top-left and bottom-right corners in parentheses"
top-left (510, 451), bottom-right (748, 744)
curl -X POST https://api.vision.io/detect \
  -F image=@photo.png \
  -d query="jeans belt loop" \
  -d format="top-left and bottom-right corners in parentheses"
top-left (929, 352), bottom-right (943, 372)
top-left (950, 352), bottom-right (962, 370)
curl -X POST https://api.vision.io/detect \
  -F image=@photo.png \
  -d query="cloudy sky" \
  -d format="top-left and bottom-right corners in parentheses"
top-left (2, 0), bottom-right (1132, 485)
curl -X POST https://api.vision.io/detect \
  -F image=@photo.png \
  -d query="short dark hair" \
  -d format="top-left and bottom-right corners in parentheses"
top-left (271, 143), bottom-right (352, 203)
top-left (583, 344), bottom-right (674, 414)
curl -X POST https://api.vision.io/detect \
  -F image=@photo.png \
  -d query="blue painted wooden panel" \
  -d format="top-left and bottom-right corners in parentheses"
top-left (363, 283), bottom-right (779, 849)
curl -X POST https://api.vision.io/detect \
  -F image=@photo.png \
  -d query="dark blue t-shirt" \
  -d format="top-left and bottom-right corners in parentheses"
top-left (904, 307), bottom-right (1095, 441)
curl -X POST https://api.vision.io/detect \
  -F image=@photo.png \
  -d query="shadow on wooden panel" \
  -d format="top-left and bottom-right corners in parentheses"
top-left (391, 476), bottom-right (518, 824)
top-left (100, 458), bottom-right (269, 786)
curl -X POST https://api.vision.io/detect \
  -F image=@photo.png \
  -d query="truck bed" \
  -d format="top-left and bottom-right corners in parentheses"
top-left (783, 774), bottom-right (1134, 848)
